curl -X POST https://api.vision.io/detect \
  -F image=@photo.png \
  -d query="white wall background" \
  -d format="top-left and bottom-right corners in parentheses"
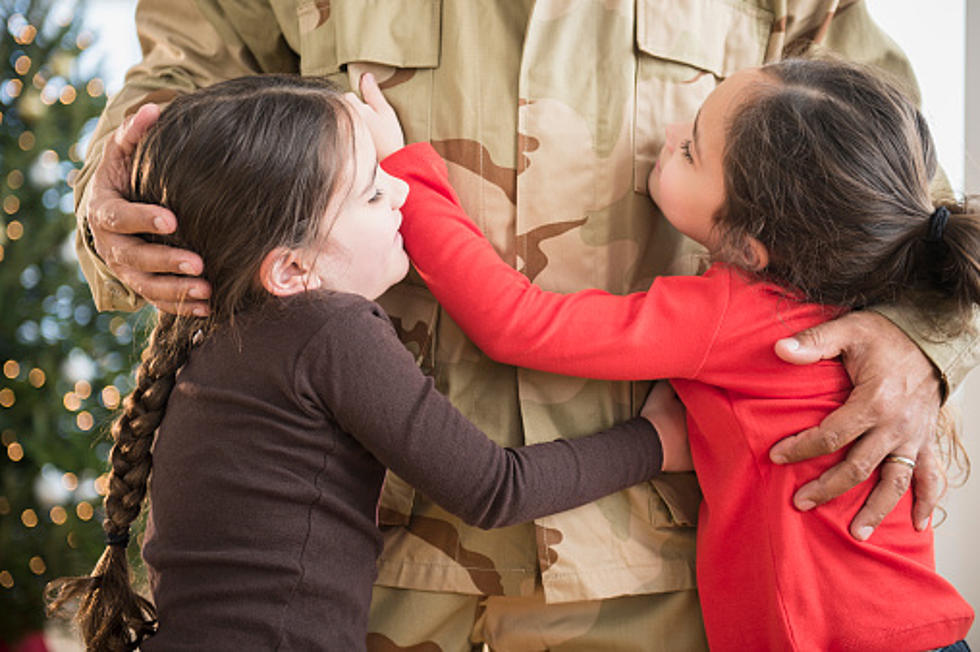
top-left (866, 2), bottom-right (979, 648)
top-left (867, 1), bottom-right (965, 198)
top-left (68, 0), bottom-right (978, 648)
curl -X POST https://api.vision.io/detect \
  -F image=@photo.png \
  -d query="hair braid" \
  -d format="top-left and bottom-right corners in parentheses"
top-left (48, 73), bottom-right (350, 648)
top-left (47, 312), bottom-right (198, 650)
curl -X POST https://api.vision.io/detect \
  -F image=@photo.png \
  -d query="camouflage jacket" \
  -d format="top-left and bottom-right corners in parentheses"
top-left (74, 0), bottom-right (980, 602)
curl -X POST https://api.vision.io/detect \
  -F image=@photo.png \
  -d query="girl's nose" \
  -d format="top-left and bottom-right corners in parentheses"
top-left (391, 175), bottom-right (409, 209)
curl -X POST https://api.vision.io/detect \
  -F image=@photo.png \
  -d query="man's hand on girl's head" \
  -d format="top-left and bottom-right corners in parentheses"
top-left (85, 103), bottom-right (210, 316)
top-left (769, 311), bottom-right (942, 540)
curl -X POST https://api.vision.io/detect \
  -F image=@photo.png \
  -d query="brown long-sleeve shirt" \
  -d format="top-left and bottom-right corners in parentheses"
top-left (141, 291), bottom-right (663, 650)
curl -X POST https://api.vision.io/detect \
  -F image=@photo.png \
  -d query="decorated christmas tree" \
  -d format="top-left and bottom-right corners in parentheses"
top-left (1, 0), bottom-right (150, 644)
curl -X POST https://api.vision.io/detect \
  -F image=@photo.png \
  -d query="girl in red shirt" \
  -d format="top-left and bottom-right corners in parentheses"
top-left (360, 58), bottom-right (978, 650)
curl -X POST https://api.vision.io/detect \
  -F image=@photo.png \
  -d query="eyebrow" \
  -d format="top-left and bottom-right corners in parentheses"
top-left (691, 107), bottom-right (703, 162)
top-left (360, 159), bottom-right (379, 197)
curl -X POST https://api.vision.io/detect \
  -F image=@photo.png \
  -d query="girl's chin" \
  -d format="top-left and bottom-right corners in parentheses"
top-left (647, 184), bottom-right (661, 207)
top-left (381, 256), bottom-right (411, 295)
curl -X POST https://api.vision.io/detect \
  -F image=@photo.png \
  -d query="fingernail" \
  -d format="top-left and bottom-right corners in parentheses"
top-left (916, 519), bottom-right (929, 531)
top-left (778, 337), bottom-right (800, 351)
top-left (855, 526), bottom-right (873, 541)
top-left (153, 216), bottom-right (170, 232)
top-left (795, 499), bottom-right (815, 511)
top-left (178, 262), bottom-right (195, 275)
top-left (770, 451), bottom-right (787, 464)
top-left (192, 306), bottom-right (209, 317)
top-left (189, 286), bottom-right (209, 300)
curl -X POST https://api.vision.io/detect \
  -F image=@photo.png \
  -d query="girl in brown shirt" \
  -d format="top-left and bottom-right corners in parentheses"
top-left (48, 75), bottom-right (688, 650)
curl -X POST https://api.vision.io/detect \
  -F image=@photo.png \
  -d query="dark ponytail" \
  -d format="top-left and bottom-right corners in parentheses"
top-left (718, 57), bottom-right (980, 333)
top-left (46, 312), bottom-right (200, 649)
top-left (913, 200), bottom-right (980, 333)
top-left (715, 57), bottom-right (977, 481)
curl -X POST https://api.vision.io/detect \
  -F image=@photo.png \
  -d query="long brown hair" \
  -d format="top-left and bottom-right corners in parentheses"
top-left (716, 57), bottom-right (980, 329)
top-left (46, 74), bottom-right (353, 650)
top-left (713, 56), bottom-right (977, 479)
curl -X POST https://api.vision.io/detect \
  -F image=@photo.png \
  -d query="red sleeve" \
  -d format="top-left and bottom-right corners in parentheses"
top-left (384, 143), bottom-right (730, 381)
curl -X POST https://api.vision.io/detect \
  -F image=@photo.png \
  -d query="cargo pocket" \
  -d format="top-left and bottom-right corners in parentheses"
top-left (630, 380), bottom-right (703, 527)
top-left (633, 0), bottom-right (773, 193)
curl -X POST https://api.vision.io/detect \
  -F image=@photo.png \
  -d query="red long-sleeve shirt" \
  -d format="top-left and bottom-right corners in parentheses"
top-left (385, 142), bottom-right (974, 651)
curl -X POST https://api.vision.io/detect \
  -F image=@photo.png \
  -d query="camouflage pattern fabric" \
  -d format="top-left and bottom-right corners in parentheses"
top-left (72, 0), bottom-right (980, 648)
top-left (367, 584), bottom-right (706, 651)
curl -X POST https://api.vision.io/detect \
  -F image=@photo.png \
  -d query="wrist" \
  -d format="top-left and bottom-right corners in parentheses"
top-left (642, 414), bottom-right (670, 472)
top-left (643, 413), bottom-right (692, 473)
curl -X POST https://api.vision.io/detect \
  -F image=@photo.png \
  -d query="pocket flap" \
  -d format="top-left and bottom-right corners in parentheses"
top-left (651, 473), bottom-right (702, 526)
top-left (637, 0), bottom-right (772, 77)
top-left (298, 0), bottom-right (441, 75)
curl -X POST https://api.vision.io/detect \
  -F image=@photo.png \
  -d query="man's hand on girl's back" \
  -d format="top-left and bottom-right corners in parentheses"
top-left (770, 311), bottom-right (942, 540)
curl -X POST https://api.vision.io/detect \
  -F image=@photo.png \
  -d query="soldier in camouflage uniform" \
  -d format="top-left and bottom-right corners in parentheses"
top-left (74, 1), bottom-right (978, 650)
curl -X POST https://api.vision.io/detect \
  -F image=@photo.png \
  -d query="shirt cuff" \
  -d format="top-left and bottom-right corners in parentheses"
top-left (869, 304), bottom-right (980, 402)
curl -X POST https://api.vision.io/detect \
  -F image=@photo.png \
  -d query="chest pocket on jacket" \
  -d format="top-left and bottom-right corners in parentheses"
top-left (296, 0), bottom-right (441, 76)
top-left (295, 0), bottom-right (441, 172)
top-left (633, 0), bottom-right (773, 194)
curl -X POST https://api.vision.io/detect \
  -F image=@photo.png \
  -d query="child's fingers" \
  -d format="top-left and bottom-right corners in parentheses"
top-left (359, 73), bottom-right (393, 115)
top-left (343, 91), bottom-right (367, 111)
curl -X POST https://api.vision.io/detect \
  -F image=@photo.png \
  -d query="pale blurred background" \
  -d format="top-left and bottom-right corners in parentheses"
top-left (866, 3), bottom-right (980, 650)
top-left (46, 0), bottom-right (980, 648)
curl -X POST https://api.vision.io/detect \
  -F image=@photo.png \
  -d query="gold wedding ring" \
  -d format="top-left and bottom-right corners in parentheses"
top-left (883, 454), bottom-right (917, 470)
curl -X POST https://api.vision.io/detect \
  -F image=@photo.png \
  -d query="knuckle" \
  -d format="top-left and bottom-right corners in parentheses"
top-left (119, 116), bottom-right (135, 136)
top-left (107, 243), bottom-right (130, 267)
top-left (864, 385), bottom-right (894, 416)
top-left (918, 467), bottom-right (944, 492)
top-left (796, 327), bottom-right (820, 349)
top-left (863, 508), bottom-right (886, 528)
top-left (105, 244), bottom-right (121, 265)
top-left (818, 428), bottom-right (845, 452)
top-left (100, 206), bottom-right (120, 232)
top-left (847, 311), bottom-right (877, 336)
top-left (889, 470), bottom-right (913, 495)
top-left (867, 395), bottom-right (889, 420)
top-left (841, 458), bottom-right (873, 485)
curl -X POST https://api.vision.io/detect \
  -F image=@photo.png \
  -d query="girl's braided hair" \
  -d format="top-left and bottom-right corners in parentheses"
top-left (46, 74), bottom-right (353, 650)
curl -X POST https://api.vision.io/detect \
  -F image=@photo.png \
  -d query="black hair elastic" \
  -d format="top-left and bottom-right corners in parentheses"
top-left (105, 529), bottom-right (131, 548)
top-left (927, 206), bottom-right (950, 243)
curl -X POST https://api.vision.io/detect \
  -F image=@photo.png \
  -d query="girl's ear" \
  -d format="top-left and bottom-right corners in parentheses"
top-left (259, 247), bottom-right (321, 297)
top-left (744, 236), bottom-right (770, 271)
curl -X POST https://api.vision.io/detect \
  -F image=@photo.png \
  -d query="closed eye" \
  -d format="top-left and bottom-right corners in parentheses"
top-left (680, 140), bottom-right (694, 163)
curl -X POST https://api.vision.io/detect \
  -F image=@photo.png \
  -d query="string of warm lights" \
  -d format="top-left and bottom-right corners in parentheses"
top-left (0, 2), bottom-right (152, 639)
